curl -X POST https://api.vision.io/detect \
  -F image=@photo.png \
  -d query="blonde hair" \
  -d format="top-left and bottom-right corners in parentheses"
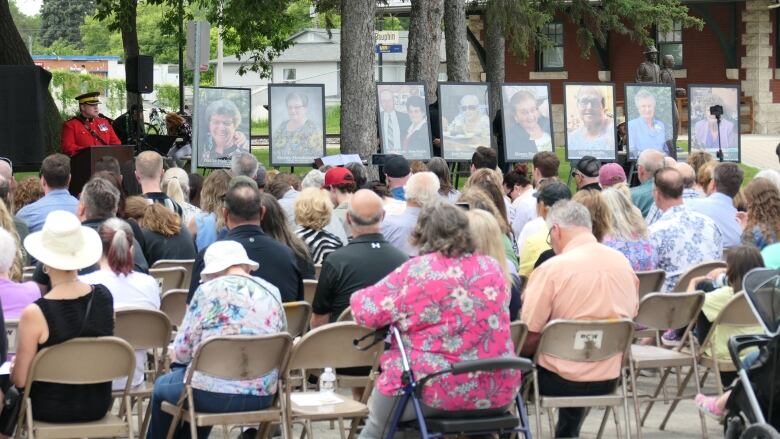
top-left (200, 170), bottom-right (231, 232)
top-left (0, 199), bottom-right (23, 281)
top-left (609, 182), bottom-right (632, 200)
top-left (601, 187), bottom-right (647, 240)
top-left (162, 167), bottom-right (189, 205)
top-left (467, 209), bottom-right (512, 285)
top-left (464, 168), bottom-right (504, 192)
top-left (294, 187), bottom-right (333, 230)
top-left (572, 190), bottom-right (612, 242)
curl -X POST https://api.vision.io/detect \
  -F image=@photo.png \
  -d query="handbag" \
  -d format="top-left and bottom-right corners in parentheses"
top-left (0, 290), bottom-right (95, 436)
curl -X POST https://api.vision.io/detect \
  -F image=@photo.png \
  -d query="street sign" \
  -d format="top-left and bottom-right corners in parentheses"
top-left (375, 44), bottom-right (403, 54)
top-left (186, 21), bottom-right (210, 70)
top-left (375, 31), bottom-right (400, 45)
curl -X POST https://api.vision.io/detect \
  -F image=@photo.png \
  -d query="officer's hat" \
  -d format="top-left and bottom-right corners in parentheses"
top-left (644, 46), bottom-right (659, 54)
top-left (75, 92), bottom-right (101, 105)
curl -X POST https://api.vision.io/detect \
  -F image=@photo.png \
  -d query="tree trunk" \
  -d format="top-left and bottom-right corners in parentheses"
top-left (119, 0), bottom-right (142, 115)
top-left (0, 0), bottom-right (62, 155)
top-left (443, 0), bottom-right (469, 82)
top-left (406, 0), bottom-right (444, 102)
top-left (484, 8), bottom-right (504, 124)
top-left (339, 0), bottom-right (377, 173)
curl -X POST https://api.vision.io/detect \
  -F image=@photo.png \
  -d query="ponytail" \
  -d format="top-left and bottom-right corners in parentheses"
top-left (165, 176), bottom-right (186, 205)
top-left (99, 218), bottom-right (135, 275)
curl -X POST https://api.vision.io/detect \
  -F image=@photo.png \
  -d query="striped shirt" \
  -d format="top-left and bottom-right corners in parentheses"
top-left (295, 227), bottom-right (343, 264)
top-left (143, 192), bottom-right (184, 218)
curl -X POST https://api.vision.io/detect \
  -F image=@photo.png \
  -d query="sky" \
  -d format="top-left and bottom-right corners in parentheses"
top-left (15, 0), bottom-right (42, 16)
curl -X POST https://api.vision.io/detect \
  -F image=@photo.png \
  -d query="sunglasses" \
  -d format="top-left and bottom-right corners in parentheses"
top-left (460, 105), bottom-right (479, 111)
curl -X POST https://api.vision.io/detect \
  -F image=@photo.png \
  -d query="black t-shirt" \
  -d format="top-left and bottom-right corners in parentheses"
top-left (312, 233), bottom-right (408, 321)
top-left (188, 225), bottom-right (303, 303)
top-left (142, 227), bottom-right (197, 268)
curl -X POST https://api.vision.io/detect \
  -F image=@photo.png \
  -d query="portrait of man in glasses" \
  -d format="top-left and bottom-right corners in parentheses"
top-left (565, 84), bottom-right (617, 161)
top-left (438, 84), bottom-right (491, 161)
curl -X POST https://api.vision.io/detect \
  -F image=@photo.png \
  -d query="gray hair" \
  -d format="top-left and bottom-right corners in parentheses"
top-left (0, 227), bottom-right (15, 274)
top-left (81, 177), bottom-right (120, 220)
top-left (404, 172), bottom-right (440, 206)
top-left (755, 169), bottom-right (780, 192)
top-left (546, 200), bottom-right (593, 231)
top-left (205, 99), bottom-right (241, 127)
top-left (301, 170), bottom-right (325, 189)
top-left (231, 152), bottom-right (259, 178)
top-left (347, 208), bottom-right (384, 227)
top-left (637, 149), bottom-right (665, 174)
top-left (410, 200), bottom-right (475, 257)
top-left (634, 89), bottom-right (656, 106)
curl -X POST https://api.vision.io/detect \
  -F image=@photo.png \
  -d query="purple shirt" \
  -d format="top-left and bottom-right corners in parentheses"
top-left (0, 278), bottom-right (41, 319)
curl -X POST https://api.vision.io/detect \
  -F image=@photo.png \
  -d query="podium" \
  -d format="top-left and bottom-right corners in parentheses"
top-left (69, 145), bottom-right (134, 196)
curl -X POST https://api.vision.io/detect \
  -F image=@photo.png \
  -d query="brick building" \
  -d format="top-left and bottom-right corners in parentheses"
top-left (468, 0), bottom-right (780, 142)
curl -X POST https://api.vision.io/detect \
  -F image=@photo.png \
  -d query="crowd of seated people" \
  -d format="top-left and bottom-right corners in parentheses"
top-left (0, 145), bottom-right (778, 439)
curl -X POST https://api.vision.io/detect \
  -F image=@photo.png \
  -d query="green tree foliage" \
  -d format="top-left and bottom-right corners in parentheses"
top-left (39, 0), bottom-right (95, 47)
top-left (8, 0), bottom-right (39, 47)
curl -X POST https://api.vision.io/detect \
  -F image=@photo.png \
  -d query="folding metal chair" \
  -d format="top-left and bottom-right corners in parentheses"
top-left (636, 269), bottom-right (666, 300)
top-left (672, 261), bottom-right (728, 293)
top-left (283, 301), bottom-right (312, 338)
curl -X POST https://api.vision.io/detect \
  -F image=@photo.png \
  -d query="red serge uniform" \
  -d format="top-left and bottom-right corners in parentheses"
top-left (60, 116), bottom-right (121, 156)
top-left (60, 92), bottom-right (121, 157)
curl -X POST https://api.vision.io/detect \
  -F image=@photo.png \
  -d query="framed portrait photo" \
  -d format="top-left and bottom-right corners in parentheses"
top-left (688, 84), bottom-right (741, 162)
top-left (195, 86), bottom-right (251, 168)
top-left (624, 83), bottom-right (675, 160)
top-left (268, 83), bottom-right (326, 166)
top-left (500, 84), bottom-right (554, 162)
top-left (438, 83), bottom-right (492, 161)
top-left (563, 83), bottom-right (617, 162)
top-left (376, 82), bottom-right (432, 161)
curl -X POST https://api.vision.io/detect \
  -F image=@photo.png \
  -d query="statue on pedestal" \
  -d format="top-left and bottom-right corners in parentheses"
top-left (635, 46), bottom-right (661, 83)
top-left (660, 54), bottom-right (686, 155)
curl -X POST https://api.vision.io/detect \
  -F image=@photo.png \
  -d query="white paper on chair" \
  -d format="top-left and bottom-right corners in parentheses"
top-left (0, 362), bottom-right (10, 375)
top-left (291, 392), bottom-right (343, 406)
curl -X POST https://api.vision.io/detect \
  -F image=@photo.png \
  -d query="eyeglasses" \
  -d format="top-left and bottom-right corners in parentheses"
top-left (460, 105), bottom-right (479, 111)
top-left (577, 97), bottom-right (602, 109)
top-left (571, 170), bottom-right (581, 178)
top-left (546, 228), bottom-right (552, 246)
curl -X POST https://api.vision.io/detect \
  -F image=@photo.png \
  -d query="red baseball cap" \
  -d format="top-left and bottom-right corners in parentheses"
top-left (323, 167), bottom-right (355, 188)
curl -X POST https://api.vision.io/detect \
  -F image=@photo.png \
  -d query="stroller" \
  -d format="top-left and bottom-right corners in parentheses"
top-left (354, 326), bottom-right (533, 439)
top-left (724, 268), bottom-right (780, 438)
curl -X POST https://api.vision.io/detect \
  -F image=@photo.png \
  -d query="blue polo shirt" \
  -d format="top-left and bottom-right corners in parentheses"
top-left (17, 189), bottom-right (79, 233)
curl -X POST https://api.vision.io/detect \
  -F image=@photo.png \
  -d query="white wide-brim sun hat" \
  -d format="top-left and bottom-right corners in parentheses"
top-left (24, 210), bottom-right (102, 271)
top-left (200, 240), bottom-right (259, 280)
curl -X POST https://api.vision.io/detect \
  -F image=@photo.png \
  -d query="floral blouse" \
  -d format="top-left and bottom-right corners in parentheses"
top-left (350, 252), bottom-right (522, 410)
top-left (174, 275), bottom-right (287, 395)
top-left (603, 235), bottom-right (657, 272)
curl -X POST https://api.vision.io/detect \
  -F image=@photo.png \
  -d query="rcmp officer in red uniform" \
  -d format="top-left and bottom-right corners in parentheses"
top-left (60, 92), bottom-right (121, 156)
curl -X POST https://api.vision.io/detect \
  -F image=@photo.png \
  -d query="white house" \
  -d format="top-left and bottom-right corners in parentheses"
top-left (212, 28), bottom-right (448, 120)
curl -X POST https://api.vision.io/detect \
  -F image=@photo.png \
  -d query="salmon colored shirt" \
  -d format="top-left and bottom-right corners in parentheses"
top-left (521, 233), bottom-right (639, 382)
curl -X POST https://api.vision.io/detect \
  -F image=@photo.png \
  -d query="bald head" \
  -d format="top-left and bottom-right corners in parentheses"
top-left (663, 156), bottom-right (677, 168)
top-left (0, 161), bottom-right (13, 194)
top-left (347, 189), bottom-right (385, 235)
top-left (675, 162), bottom-right (696, 189)
top-left (637, 149), bottom-right (666, 183)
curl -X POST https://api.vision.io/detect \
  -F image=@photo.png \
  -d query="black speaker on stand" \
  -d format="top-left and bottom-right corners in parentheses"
top-left (125, 55), bottom-right (154, 94)
top-left (125, 55), bottom-right (154, 154)
top-left (0, 66), bottom-right (49, 172)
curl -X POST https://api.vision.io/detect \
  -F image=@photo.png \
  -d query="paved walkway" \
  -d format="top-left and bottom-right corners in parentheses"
top-left (738, 134), bottom-right (780, 171)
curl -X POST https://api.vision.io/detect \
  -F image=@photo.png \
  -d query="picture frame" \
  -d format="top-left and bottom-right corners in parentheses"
top-left (624, 83), bottom-right (675, 161)
top-left (438, 82), bottom-right (492, 162)
top-left (268, 83), bottom-right (326, 167)
top-left (500, 83), bottom-right (554, 162)
top-left (687, 84), bottom-right (741, 163)
top-left (376, 82), bottom-right (433, 161)
top-left (195, 86), bottom-right (252, 169)
top-left (563, 82), bottom-right (617, 162)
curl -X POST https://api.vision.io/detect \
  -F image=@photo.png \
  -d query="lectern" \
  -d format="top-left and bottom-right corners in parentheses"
top-left (69, 145), bottom-right (134, 196)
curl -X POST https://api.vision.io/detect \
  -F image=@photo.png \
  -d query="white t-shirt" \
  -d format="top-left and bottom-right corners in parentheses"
top-left (511, 190), bottom-right (538, 239)
top-left (79, 269), bottom-right (161, 390)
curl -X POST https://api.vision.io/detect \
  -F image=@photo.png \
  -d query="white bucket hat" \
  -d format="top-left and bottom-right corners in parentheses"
top-left (201, 241), bottom-right (259, 280)
top-left (23, 210), bottom-right (102, 271)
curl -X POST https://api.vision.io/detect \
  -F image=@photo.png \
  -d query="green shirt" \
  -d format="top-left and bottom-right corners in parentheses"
top-left (701, 286), bottom-right (761, 361)
top-left (631, 179), bottom-right (655, 218)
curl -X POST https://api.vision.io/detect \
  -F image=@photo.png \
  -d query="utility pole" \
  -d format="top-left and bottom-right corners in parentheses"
top-left (178, 0), bottom-right (185, 113)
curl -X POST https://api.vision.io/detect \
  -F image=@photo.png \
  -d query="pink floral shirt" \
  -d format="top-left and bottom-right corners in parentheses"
top-left (350, 252), bottom-right (522, 410)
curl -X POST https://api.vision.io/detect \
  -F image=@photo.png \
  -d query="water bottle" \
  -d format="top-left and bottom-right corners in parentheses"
top-left (319, 367), bottom-right (337, 394)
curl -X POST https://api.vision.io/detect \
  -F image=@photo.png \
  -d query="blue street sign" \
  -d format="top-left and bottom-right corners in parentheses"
top-left (375, 44), bottom-right (403, 54)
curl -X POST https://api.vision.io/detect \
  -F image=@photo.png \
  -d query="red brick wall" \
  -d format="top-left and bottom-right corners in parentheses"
top-left (506, 3), bottom-right (744, 105)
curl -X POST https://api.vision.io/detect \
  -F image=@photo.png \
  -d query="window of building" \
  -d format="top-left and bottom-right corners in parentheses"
top-left (538, 23), bottom-right (564, 71)
top-left (283, 68), bottom-right (296, 82)
top-left (657, 20), bottom-right (683, 68)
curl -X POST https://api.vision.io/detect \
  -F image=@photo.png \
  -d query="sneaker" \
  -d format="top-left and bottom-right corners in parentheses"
top-left (695, 393), bottom-right (725, 420)
top-left (661, 329), bottom-right (682, 347)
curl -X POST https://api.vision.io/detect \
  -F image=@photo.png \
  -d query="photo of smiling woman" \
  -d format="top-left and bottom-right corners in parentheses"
top-left (196, 87), bottom-right (251, 168)
top-left (500, 84), bottom-right (553, 162)
top-left (376, 83), bottom-right (432, 160)
top-left (564, 83), bottom-right (617, 161)
top-left (269, 84), bottom-right (326, 166)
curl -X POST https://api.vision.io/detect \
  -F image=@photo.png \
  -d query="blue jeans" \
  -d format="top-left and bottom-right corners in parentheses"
top-left (147, 367), bottom-right (274, 439)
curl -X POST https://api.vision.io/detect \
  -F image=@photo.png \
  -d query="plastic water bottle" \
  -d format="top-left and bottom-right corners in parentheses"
top-left (319, 367), bottom-right (337, 394)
